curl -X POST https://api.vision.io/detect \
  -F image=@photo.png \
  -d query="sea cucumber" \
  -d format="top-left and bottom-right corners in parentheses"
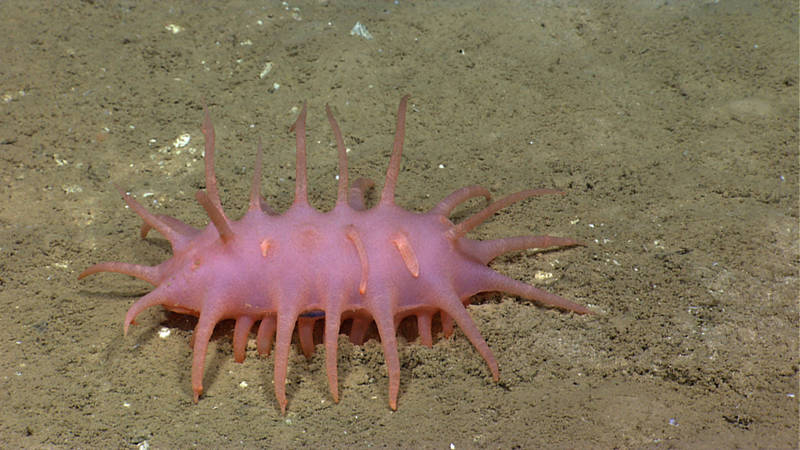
top-left (79, 96), bottom-right (591, 412)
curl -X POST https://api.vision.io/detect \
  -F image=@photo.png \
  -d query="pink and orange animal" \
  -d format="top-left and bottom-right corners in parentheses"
top-left (80, 96), bottom-right (591, 413)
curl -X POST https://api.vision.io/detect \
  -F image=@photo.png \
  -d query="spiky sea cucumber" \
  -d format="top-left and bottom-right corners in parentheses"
top-left (79, 96), bottom-right (591, 413)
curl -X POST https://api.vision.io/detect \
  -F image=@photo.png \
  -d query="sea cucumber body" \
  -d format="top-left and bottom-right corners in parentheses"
top-left (80, 97), bottom-right (590, 413)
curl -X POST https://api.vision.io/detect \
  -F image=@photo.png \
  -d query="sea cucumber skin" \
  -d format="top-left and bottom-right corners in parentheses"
top-left (80, 97), bottom-right (590, 413)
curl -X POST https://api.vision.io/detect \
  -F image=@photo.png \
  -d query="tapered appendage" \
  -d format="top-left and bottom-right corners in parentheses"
top-left (195, 190), bottom-right (235, 243)
top-left (373, 307), bottom-right (401, 410)
top-left (290, 103), bottom-right (309, 207)
top-left (201, 103), bottom-right (224, 213)
top-left (256, 316), bottom-right (276, 356)
top-left (248, 139), bottom-right (276, 214)
top-left (232, 316), bottom-right (256, 363)
top-left (417, 312), bottom-right (434, 347)
top-left (78, 262), bottom-right (159, 285)
top-left (326, 104), bottom-right (350, 207)
top-left (438, 291), bottom-right (499, 381)
top-left (349, 178), bottom-right (375, 211)
top-left (324, 308), bottom-right (343, 402)
top-left (391, 232), bottom-right (420, 278)
top-left (123, 287), bottom-right (173, 336)
top-left (468, 235), bottom-right (584, 264)
top-left (349, 317), bottom-right (370, 345)
top-left (297, 317), bottom-right (316, 359)
top-left (379, 95), bottom-right (410, 206)
top-left (441, 312), bottom-right (454, 338)
top-left (447, 189), bottom-right (564, 240)
top-left (191, 311), bottom-right (224, 403)
top-left (116, 187), bottom-right (185, 249)
top-left (431, 185), bottom-right (492, 217)
top-left (346, 226), bottom-right (369, 295)
top-left (274, 311), bottom-right (299, 414)
top-left (479, 269), bottom-right (592, 315)
top-left (140, 214), bottom-right (199, 241)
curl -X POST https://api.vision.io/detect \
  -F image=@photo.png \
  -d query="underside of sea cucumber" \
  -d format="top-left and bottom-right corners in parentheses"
top-left (79, 96), bottom-right (591, 413)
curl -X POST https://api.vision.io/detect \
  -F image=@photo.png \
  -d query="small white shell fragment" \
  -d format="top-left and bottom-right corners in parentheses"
top-left (438, 163), bottom-right (445, 169)
top-left (173, 133), bottom-right (191, 148)
top-left (350, 22), bottom-right (374, 40)
top-left (534, 271), bottom-right (554, 281)
top-left (165, 24), bottom-right (183, 34)
top-left (260, 61), bottom-right (273, 79)
top-left (158, 327), bottom-right (171, 339)
top-left (239, 380), bottom-right (248, 388)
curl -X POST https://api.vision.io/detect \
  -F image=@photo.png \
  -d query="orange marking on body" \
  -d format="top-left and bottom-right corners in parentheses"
top-left (392, 232), bottom-right (419, 278)
top-left (191, 258), bottom-right (202, 271)
top-left (345, 225), bottom-right (368, 295)
top-left (260, 238), bottom-right (272, 257)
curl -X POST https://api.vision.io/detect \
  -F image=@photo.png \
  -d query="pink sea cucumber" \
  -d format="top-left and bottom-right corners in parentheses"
top-left (79, 96), bottom-right (591, 413)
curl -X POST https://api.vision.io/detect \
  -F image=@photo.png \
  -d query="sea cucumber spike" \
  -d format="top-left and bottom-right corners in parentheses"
top-left (373, 304), bottom-right (401, 410)
top-left (441, 312), bottom-right (454, 338)
top-left (345, 226), bottom-right (369, 294)
top-left (289, 102), bottom-right (309, 208)
top-left (348, 316), bottom-right (370, 345)
top-left (478, 268), bottom-right (593, 315)
top-left (297, 316), bottom-right (316, 359)
top-left (191, 310), bottom-right (225, 403)
top-left (324, 306), bottom-right (343, 402)
top-left (446, 189), bottom-right (565, 240)
top-left (274, 309), bottom-right (300, 414)
top-left (232, 316), bottom-right (256, 363)
top-left (248, 138), bottom-right (267, 212)
top-left (256, 315), bottom-right (276, 356)
top-left (116, 186), bottom-right (186, 249)
top-left (437, 291), bottom-right (499, 381)
top-left (140, 214), bottom-right (200, 241)
top-left (195, 190), bottom-right (235, 243)
top-left (348, 178), bottom-right (375, 211)
top-left (416, 312), bottom-right (434, 347)
top-left (78, 262), bottom-right (159, 285)
top-left (391, 232), bottom-right (420, 278)
top-left (201, 103), bottom-right (225, 215)
top-left (379, 95), bottom-right (410, 206)
top-left (468, 235), bottom-right (584, 265)
top-left (430, 185), bottom-right (492, 217)
top-left (123, 286), bottom-right (173, 336)
top-left (325, 104), bottom-right (350, 207)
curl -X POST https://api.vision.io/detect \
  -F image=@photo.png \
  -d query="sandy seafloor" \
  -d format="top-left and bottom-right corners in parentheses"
top-left (0, 0), bottom-right (797, 448)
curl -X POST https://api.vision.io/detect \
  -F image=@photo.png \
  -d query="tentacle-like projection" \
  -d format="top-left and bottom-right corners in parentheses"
top-left (140, 214), bottom-right (200, 241)
top-left (117, 187), bottom-right (188, 251)
top-left (191, 308), bottom-right (226, 402)
top-left (232, 316), bottom-right (256, 363)
top-left (123, 285), bottom-right (178, 335)
top-left (474, 267), bottom-right (592, 315)
top-left (201, 104), bottom-right (226, 216)
top-left (326, 104), bottom-right (351, 208)
top-left (78, 262), bottom-right (159, 285)
top-left (247, 138), bottom-right (277, 215)
top-left (256, 315), bottom-right (276, 356)
top-left (372, 290), bottom-right (401, 410)
top-left (289, 103), bottom-right (309, 208)
top-left (379, 95), bottom-right (410, 206)
top-left (435, 289), bottom-right (499, 381)
top-left (273, 306), bottom-right (301, 414)
top-left (416, 311), bottom-right (434, 347)
top-left (430, 185), bottom-right (492, 217)
top-left (447, 189), bottom-right (564, 240)
top-left (466, 235), bottom-right (584, 265)
top-left (323, 293), bottom-right (345, 403)
top-left (196, 190), bottom-right (235, 243)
